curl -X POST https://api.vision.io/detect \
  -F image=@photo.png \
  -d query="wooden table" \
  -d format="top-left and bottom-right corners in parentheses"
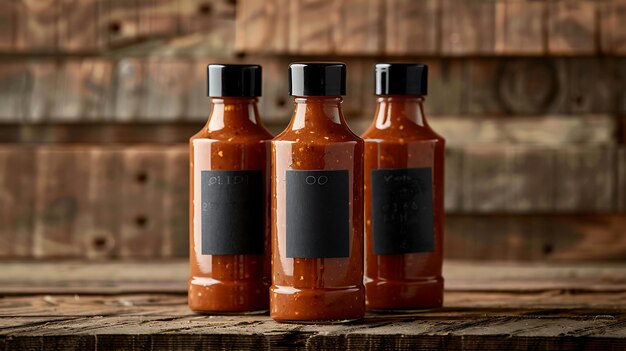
top-left (1, 260), bottom-right (625, 350)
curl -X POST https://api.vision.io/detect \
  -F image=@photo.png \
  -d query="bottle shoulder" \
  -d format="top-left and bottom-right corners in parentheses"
top-left (361, 120), bottom-right (444, 144)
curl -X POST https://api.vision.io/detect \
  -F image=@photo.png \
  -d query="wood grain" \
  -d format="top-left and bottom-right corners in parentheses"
top-left (601, 0), bottom-right (626, 55)
top-left (334, 0), bottom-right (382, 55)
top-left (141, 59), bottom-right (192, 121)
top-left (618, 147), bottom-right (626, 211)
top-left (548, 0), bottom-right (596, 55)
top-left (385, 0), bottom-right (438, 56)
top-left (58, 0), bottom-right (100, 52)
top-left (0, 147), bottom-right (36, 258)
top-left (162, 147), bottom-right (189, 257)
top-left (137, 0), bottom-right (178, 39)
top-left (51, 60), bottom-right (114, 122)
top-left (289, 0), bottom-right (338, 54)
top-left (83, 148), bottom-right (123, 259)
top-left (0, 1), bottom-right (16, 50)
top-left (494, 0), bottom-right (545, 55)
top-left (98, 0), bottom-right (139, 49)
top-left (113, 58), bottom-right (146, 122)
top-left (235, 0), bottom-right (289, 54)
top-left (33, 147), bottom-right (90, 258)
top-left (446, 214), bottom-right (626, 262)
top-left (0, 62), bottom-right (29, 122)
top-left (441, 0), bottom-right (495, 55)
top-left (554, 146), bottom-right (614, 212)
top-left (15, 0), bottom-right (59, 52)
top-left (119, 147), bottom-right (167, 258)
top-left (179, 0), bottom-right (236, 56)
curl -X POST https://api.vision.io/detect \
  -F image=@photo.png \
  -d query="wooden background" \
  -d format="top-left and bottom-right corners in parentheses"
top-left (0, 0), bottom-right (625, 261)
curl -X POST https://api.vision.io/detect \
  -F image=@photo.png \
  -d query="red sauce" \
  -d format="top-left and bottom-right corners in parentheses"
top-left (270, 80), bottom-right (365, 321)
top-left (362, 95), bottom-right (445, 310)
top-left (189, 96), bottom-right (272, 313)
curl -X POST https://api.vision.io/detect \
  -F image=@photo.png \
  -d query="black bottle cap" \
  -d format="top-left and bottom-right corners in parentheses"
top-left (289, 63), bottom-right (346, 96)
top-left (207, 64), bottom-right (262, 97)
top-left (375, 63), bottom-right (428, 96)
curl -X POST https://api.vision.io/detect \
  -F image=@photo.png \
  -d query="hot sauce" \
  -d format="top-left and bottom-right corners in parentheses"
top-left (189, 64), bottom-right (272, 313)
top-left (362, 64), bottom-right (445, 310)
top-left (271, 63), bottom-right (365, 322)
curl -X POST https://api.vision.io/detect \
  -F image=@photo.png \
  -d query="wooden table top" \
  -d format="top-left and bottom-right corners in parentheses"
top-left (1, 260), bottom-right (625, 350)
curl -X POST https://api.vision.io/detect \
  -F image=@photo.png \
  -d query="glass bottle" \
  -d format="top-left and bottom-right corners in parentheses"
top-left (189, 64), bottom-right (272, 313)
top-left (362, 63), bottom-right (445, 310)
top-left (271, 63), bottom-right (365, 322)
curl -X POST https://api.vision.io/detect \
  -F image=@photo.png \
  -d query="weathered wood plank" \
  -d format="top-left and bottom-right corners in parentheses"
top-left (235, 0), bottom-right (289, 54)
top-left (256, 57), bottom-right (291, 124)
top-left (0, 147), bottom-right (36, 258)
top-left (33, 148), bottom-right (90, 258)
top-left (113, 58), bottom-right (146, 122)
top-left (430, 115), bottom-right (616, 147)
top-left (496, 59), bottom-right (562, 115)
top-left (83, 148), bottom-right (123, 259)
top-left (58, 0), bottom-right (100, 52)
top-left (98, 0), bottom-right (139, 49)
top-left (51, 60), bottom-right (115, 122)
top-left (15, 0), bottom-right (59, 52)
top-left (554, 146), bottom-right (615, 212)
top-left (289, 0), bottom-right (337, 54)
top-left (548, 0), bottom-right (596, 55)
top-left (179, 0), bottom-right (236, 56)
top-left (441, 0), bottom-right (495, 55)
top-left (494, 0), bottom-right (545, 55)
top-left (24, 60), bottom-right (58, 123)
top-left (444, 148), bottom-right (462, 212)
top-left (162, 147), bottom-right (189, 257)
top-left (0, 1), bottom-right (16, 50)
top-left (446, 214), bottom-right (626, 262)
top-left (334, 0), bottom-right (382, 55)
top-left (601, 0), bottom-right (626, 55)
top-left (422, 59), bottom-right (466, 116)
top-left (618, 147), bottom-right (626, 211)
top-left (566, 58), bottom-right (615, 114)
top-left (137, 0), bottom-right (178, 39)
top-left (141, 59), bottom-right (191, 121)
top-left (119, 148), bottom-right (166, 257)
top-left (0, 62), bottom-right (29, 122)
top-left (385, 0), bottom-right (438, 56)
top-left (467, 59), bottom-right (503, 116)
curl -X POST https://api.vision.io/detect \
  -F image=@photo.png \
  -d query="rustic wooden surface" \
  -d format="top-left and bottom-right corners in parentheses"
top-left (1, 0), bottom-right (625, 56)
top-left (0, 58), bottom-right (623, 123)
top-left (0, 260), bottom-right (624, 350)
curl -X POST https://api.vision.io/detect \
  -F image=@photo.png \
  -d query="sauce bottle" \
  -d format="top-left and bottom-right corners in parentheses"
top-left (362, 63), bottom-right (445, 310)
top-left (271, 63), bottom-right (365, 322)
top-left (189, 64), bottom-right (272, 313)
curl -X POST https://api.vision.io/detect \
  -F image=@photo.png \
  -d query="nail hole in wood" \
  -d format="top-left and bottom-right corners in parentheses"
top-left (93, 236), bottom-right (108, 250)
top-left (136, 172), bottom-right (149, 184)
top-left (198, 3), bottom-right (213, 15)
top-left (135, 215), bottom-right (148, 228)
top-left (542, 243), bottom-right (554, 256)
top-left (108, 22), bottom-right (121, 34)
top-left (276, 97), bottom-right (286, 107)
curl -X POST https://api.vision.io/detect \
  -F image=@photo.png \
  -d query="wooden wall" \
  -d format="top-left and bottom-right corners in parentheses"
top-left (0, 0), bottom-right (625, 261)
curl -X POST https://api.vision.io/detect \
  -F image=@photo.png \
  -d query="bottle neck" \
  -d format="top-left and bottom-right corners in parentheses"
top-left (288, 96), bottom-right (347, 131)
top-left (373, 95), bottom-right (428, 129)
top-left (207, 97), bottom-right (261, 131)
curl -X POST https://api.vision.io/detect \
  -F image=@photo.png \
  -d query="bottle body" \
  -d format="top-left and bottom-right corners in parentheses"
top-left (362, 96), bottom-right (445, 310)
top-left (189, 97), bottom-right (272, 313)
top-left (270, 97), bottom-right (365, 322)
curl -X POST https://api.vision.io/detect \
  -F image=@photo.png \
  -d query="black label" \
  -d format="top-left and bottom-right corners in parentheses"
top-left (201, 170), bottom-right (264, 255)
top-left (371, 167), bottom-right (434, 255)
top-left (286, 170), bottom-right (350, 258)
